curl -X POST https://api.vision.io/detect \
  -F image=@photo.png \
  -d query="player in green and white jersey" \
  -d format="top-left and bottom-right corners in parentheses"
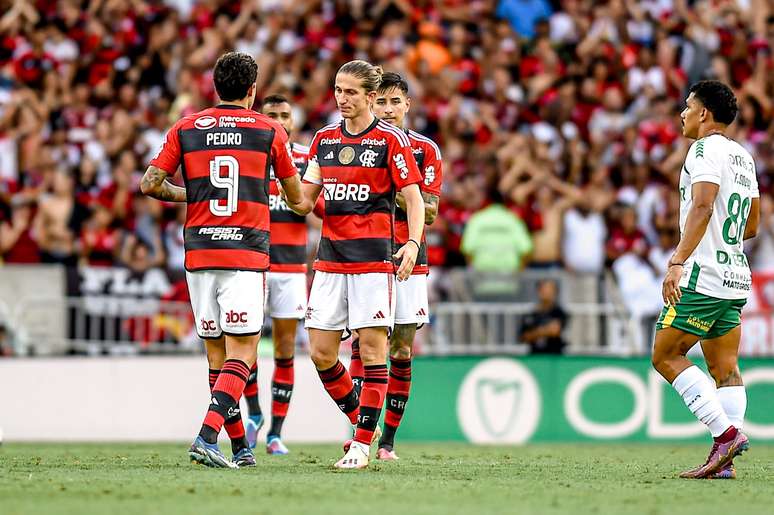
top-left (652, 81), bottom-right (760, 480)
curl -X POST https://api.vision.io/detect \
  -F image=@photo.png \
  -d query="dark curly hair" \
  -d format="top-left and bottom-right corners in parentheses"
top-left (213, 52), bottom-right (258, 102)
top-left (689, 80), bottom-right (738, 125)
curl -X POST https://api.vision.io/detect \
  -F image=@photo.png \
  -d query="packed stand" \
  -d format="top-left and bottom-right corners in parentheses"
top-left (0, 0), bottom-right (772, 300)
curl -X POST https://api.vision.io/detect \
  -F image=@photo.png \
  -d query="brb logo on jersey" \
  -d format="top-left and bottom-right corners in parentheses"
top-left (269, 194), bottom-right (291, 211)
top-left (323, 183), bottom-right (371, 202)
top-left (393, 154), bottom-right (410, 179)
top-left (198, 227), bottom-right (244, 241)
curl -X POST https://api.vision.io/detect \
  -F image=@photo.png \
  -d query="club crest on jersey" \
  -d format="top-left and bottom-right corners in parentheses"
top-left (339, 146), bottom-right (356, 165)
top-left (194, 116), bottom-right (217, 130)
top-left (359, 149), bottom-right (379, 168)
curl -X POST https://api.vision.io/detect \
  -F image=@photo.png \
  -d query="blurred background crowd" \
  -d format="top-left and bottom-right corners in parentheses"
top-left (0, 0), bottom-right (772, 304)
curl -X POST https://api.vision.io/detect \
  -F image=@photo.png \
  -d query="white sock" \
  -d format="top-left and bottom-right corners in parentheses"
top-left (717, 385), bottom-right (746, 429)
top-left (672, 366), bottom-right (732, 437)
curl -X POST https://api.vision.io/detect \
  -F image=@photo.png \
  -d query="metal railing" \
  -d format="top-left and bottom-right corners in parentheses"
top-left (3, 288), bottom-right (772, 357)
top-left (7, 296), bottom-right (200, 356)
top-left (428, 301), bottom-right (637, 355)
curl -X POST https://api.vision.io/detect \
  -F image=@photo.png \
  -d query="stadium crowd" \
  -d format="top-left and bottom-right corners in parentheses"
top-left (0, 0), bottom-right (772, 301)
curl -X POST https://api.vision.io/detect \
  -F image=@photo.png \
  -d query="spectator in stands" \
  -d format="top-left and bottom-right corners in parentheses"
top-left (0, 0), bottom-right (769, 356)
top-left (79, 203), bottom-right (118, 267)
top-left (519, 279), bottom-right (567, 354)
top-left (461, 186), bottom-right (532, 274)
top-left (617, 162), bottom-right (667, 245)
top-left (120, 233), bottom-right (164, 274)
top-left (164, 204), bottom-right (186, 279)
top-left (562, 197), bottom-right (606, 274)
top-left (606, 203), bottom-right (649, 263)
top-left (648, 227), bottom-right (678, 275)
top-left (0, 197), bottom-right (37, 263)
top-left (32, 169), bottom-right (87, 266)
top-left (496, 0), bottom-right (552, 39)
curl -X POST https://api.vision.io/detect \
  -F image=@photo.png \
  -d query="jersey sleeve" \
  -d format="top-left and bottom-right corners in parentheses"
top-left (388, 135), bottom-right (422, 189)
top-left (751, 161), bottom-right (760, 198)
top-left (149, 120), bottom-right (183, 174)
top-left (421, 140), bottom-right (443, 196)
top-left (302, 133), bottom-right (322, 185)
top-left (270, 126), bottom-right (296, 180)
top-left (690, 139), bottom-right (722, 186)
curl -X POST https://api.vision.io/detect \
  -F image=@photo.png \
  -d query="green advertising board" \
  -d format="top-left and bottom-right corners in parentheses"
top-left (399, 357), bottom-right (774, 442)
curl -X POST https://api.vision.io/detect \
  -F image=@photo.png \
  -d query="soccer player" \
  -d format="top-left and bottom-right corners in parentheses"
top-left (652, 80), bottom-right (759, 479)
top-left (241, 94), bottom-right (310, 455)
top-left (287, 60), bottom-right (425, 469)
top-left (366, 71), bottom-right (443, 460)
top-left (141, 52), bottom-right (305, 468)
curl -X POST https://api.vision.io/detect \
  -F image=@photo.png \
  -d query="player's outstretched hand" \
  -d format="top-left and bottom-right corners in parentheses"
top-left (662, 264), bottom-right (683, 306)
top-left (394, 243), bottom-right (418, 281)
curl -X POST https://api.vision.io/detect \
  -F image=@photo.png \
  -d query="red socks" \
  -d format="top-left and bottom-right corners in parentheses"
top-left (268, 357), bottom-right (294, 437)
top-left (380, 357), bottom-right (411, 448)
top-left (200, 359), bottom-right (250, 443)
top-left (317, 360), bottom-right (359, 425)
top-left (354, 364), bottom-right (388, 445)
top-left (349, 337), bottom-right (364, 398)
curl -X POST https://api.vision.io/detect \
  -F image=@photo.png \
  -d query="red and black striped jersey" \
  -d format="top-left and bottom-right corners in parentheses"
top-left (269, 142), bottom-right (310, 273)
top-left (150, 104), bottom-right (297, 272)
top-left (394, 129), bottom-right (443, 275)
top-left (303, 118), bottom-right (422, 274)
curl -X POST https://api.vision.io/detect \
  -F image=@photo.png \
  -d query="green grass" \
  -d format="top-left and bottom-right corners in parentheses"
top-left (1, 443), bottom-right (772, 515)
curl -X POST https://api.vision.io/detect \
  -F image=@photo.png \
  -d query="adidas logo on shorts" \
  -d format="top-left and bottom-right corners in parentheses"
top-left (372, 311), bottom-right (386, 320)
top-left (416, 308), bottom-right (427, 317)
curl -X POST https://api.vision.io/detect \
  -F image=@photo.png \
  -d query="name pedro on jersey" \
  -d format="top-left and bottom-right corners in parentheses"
top-left (206, 132), bottom-right (242, 146)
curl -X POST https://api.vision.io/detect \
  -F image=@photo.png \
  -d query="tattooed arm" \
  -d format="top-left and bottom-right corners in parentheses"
top-left (396, 191), bottom-right (440, 224)
top-left (140, 166), bottom-right (187, 202)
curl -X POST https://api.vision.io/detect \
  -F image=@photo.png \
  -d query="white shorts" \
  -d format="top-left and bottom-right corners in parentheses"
top-left (305, 271), bottom-right (396, 331)
top-left (394, 274), bottom-right (430, 325)
top-left (186, 270), bottom-right (265, 339)
top-left (266, 272), bottom-right (307, 319)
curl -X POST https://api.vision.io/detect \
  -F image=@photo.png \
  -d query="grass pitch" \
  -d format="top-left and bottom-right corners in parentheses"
top-left (1, 443), bottom-right (772, 515)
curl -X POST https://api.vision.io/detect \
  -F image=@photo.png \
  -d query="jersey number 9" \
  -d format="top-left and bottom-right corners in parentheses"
top-left (209, 155), bottom-right (240, 217)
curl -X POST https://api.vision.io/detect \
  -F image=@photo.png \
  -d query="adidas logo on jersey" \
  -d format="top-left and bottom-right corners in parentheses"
top-left (324, 151), bottom-right (334, 160)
